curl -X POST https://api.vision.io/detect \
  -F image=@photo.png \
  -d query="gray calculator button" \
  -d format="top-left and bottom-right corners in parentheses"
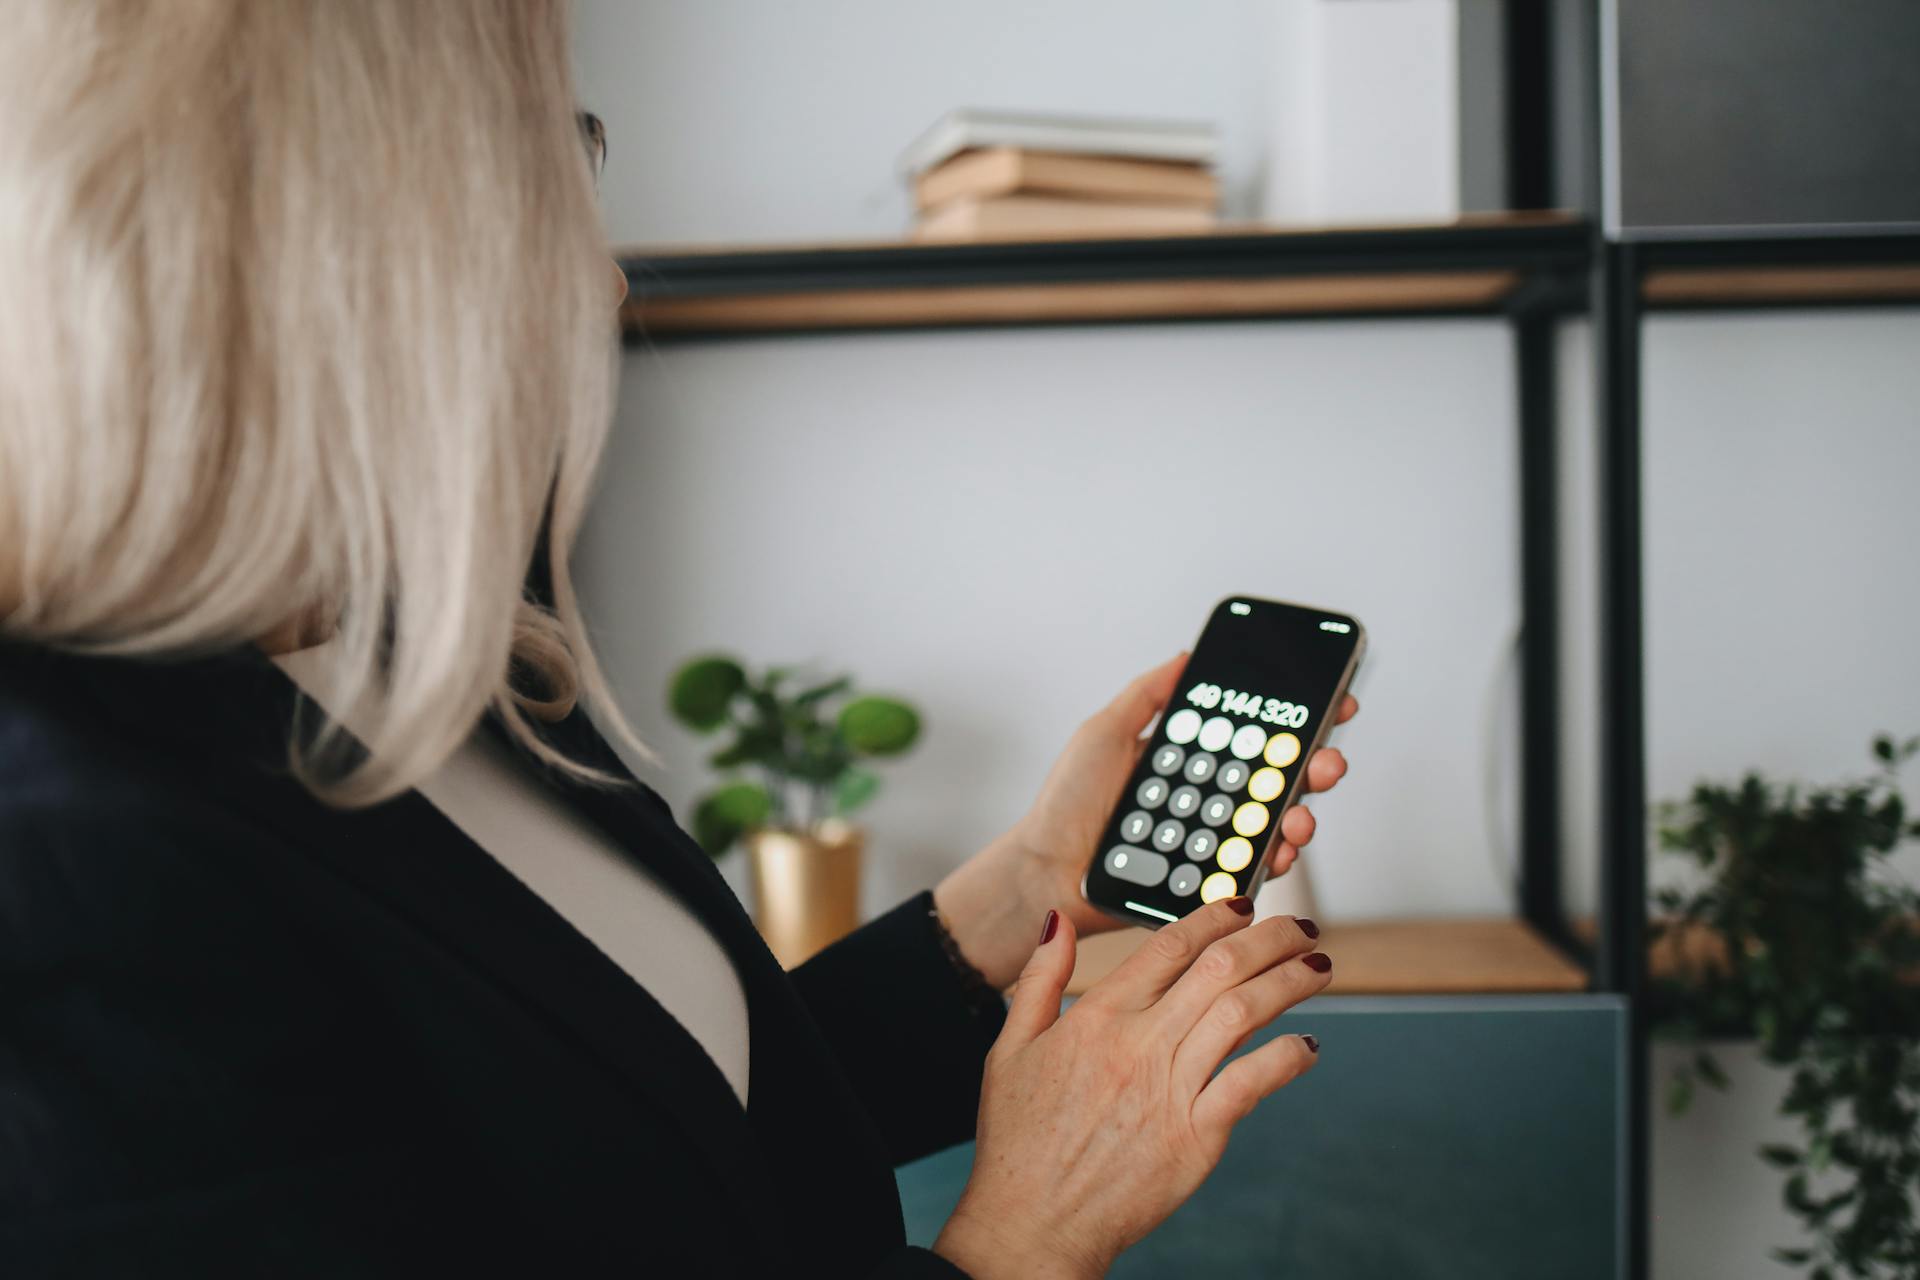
top-left (1182, 752), bottom-right (1218, 785)
top-left (1150, 743), bottom-right (1186, 776)
top-left (1199, 793), bottom-right (1234, 827)
top-left (1185, 828), bottom-right (1219, 861)
top-left (1119, 809), bottom-right (1154, 843)
top-left (1167, 785), bottom-right (1201, 818)
top-left (1135, 777), bottom-right (1171, 809)
top-left (1152, 818), bottom-right (1186, 852)
top-left (1167, 863), bottom-right (1202, 897)
top-left (1216, 760), bottom-right (1252, 792)
top-left (1104, 845), bottom-right (1169, 887)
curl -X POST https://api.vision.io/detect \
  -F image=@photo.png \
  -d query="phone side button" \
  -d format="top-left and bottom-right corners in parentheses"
top-left (1103, 845), bottom-right (1170, 887)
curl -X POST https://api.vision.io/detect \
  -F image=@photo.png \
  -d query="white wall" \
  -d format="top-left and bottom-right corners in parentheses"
top-left (575, 0), bottom-right (1282, 244)
top-left (1650, 1043), bottom-right (1813, 1280)
top-left (1642, 311), bottom-right (1920, 889)
top-left (584, 322), bottom-right (1523, 921)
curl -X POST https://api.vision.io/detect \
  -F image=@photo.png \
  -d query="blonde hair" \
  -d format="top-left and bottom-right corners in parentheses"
top-left (0, 0), bottom-right (639, 805)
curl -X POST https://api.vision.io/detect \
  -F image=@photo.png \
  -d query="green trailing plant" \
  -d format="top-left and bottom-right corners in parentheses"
top-left (666, 654), bottom-right (922, 857)
top-left (1654, 735), bottom-right (1920, 1279)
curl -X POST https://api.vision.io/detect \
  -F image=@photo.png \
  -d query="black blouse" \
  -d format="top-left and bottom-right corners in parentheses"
top-left (0, 640), bottom-right (1003, 1277)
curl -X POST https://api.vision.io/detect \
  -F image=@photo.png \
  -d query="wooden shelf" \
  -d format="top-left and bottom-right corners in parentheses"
top-left (624, 270), bottom-right (1524, 335)
top-left (618, 213), bottom-right (1589, 339)
top-left (1634, 232), bottom-right (1920, 311)
top-left (1064, 916), bottom-right (1589, 998)
top-left (1643, 264), bottom-right (1920, 308)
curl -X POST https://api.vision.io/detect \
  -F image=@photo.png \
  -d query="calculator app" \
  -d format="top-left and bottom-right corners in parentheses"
top-left (1084, 597), bottom-right (1362, 927)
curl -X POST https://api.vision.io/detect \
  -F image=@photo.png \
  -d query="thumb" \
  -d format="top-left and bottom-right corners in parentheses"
top-left (998, 909), bottom-right (1077, 1051)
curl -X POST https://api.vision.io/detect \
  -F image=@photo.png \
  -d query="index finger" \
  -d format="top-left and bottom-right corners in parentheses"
top-left (1079, 896), bottom-right (1254, 1012)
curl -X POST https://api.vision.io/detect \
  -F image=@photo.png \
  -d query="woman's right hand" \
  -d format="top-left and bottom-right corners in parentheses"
top-left (933, 898), bottom-right (1330, 1279)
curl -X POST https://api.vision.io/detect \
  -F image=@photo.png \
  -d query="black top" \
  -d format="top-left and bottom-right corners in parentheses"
top-left (0, 640), bottom-right (1003, 1277)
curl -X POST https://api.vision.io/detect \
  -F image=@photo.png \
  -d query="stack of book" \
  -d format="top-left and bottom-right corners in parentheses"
top-left (900, 110), bottom-right (1221, 242)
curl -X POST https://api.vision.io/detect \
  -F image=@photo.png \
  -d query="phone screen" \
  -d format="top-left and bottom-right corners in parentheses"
top-left (1082, 596), bottom-right (1363, 928)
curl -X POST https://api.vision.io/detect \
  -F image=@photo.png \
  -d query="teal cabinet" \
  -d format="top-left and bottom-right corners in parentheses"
top-left (898, 995), bottom-right (1625, 1279)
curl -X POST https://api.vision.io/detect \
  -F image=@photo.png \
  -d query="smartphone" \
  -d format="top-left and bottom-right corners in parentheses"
top-left (1081, 596), bottom-right (1366, 928)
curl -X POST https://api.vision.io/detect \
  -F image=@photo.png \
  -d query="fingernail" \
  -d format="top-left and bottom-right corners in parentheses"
top-left (1038, 909), bottom-right (1058, 946)
top-left (1302, 1034), bottom-right (1320, 1054)
top-left (1302, 952), bottom-right (1332, 973)
top-left (1296, 917), bottom-right (1320, 939)
top-left (1226, 896), bottom-right (1254, 916)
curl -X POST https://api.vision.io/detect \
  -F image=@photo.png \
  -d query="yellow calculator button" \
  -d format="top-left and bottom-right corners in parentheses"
top-left (1264, 732), bottom-right (1302, 769)
top-left (1232, 801), bottom-right (1270, 838)
top-left (1216, 836), bottom-right (1254, 873)
top-left (1200, 871), bottom-right (1239, 903)
top-left (1247, 767), bottom-right (1285, 803)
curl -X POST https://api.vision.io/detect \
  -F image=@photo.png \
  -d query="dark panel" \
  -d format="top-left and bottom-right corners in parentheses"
top-left (1612, 0), bottom-right (1920, 236)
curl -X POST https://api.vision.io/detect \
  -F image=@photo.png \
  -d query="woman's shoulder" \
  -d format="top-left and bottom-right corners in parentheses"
top-left (0, 640), bottom-right (300, 925)
top-left (0, 640), bottom-right (193, 820)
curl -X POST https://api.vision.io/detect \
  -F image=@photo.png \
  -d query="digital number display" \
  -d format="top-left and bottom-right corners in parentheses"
top-left (1083, 597), bottom-right (1362, 928)
top-left (1182, 682), bottom-right (1311, 728)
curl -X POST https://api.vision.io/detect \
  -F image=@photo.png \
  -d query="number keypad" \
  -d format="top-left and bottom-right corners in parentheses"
top-left (1103, 698), bottom-right (1304, 913)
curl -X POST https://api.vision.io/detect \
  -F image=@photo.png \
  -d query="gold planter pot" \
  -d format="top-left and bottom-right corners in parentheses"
top-left (744, 820), bottom-right (864, 969)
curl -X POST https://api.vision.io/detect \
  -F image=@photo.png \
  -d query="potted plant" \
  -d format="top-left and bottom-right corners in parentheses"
top-left (667, 654), bottom-right (922, 967)
top-left (1653, 735), bottom-right (1920, 1278)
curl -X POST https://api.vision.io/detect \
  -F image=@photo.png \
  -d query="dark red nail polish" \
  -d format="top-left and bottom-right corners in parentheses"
top-left (1302, 952), bottom-right (1332, 973)
top-left (1038, 909), bottom-right (1058, 945)
top-left (1296, 917), bottom-right (1320, 939)
top-left (1302, 1034), bottom-right (1320, 1054)
top-left (1226, 896), bottom-right (1254, 916)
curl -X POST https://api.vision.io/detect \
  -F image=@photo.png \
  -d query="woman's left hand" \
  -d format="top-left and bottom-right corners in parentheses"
top-left (934, 655), bottom-right (1358, 989)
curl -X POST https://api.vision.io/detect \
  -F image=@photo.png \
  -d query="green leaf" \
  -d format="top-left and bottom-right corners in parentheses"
top-left (1760, 1144), bottom-right (1803, 1169)
top-left (839, 696), bottom-right (922, 756)
top-left (1873, 735), bottom-right (1895, 763)
top-left (1771, 1248), bottom-right (1813, 1266)
top-left (1667, 1072), bottom-right (1695, 1115)
top-left (668, 655), bottom-right (746, 731)
top-left (709, 727), bottom-right (780, 770)
top-left (1695, 1051), bottom-right (1730, 1091)
top-left (1785, 1172), bottom-right (1816, 1215)
top-left (834, 767), bottom-right (881, 816)
top-left (690, 782), bottom-right (771, 857)
top-left (794, 676), bottom-right (852, 707)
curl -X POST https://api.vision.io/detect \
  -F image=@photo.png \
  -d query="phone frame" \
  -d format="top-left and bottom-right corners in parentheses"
top-left (1079, 595), bottom-right (1367, 929)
